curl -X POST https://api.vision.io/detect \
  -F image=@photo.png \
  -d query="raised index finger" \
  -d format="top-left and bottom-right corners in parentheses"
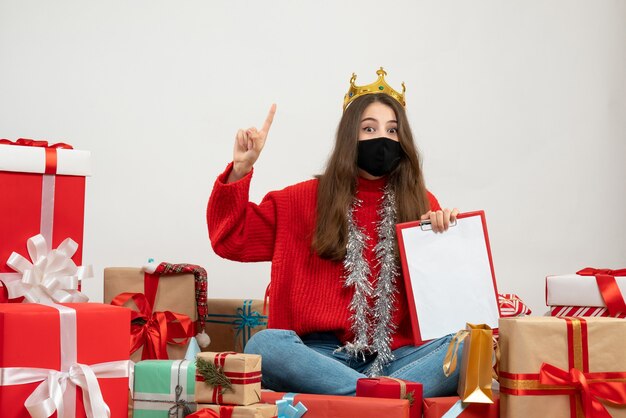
top-left (261, 104), bottom-right (277, 134)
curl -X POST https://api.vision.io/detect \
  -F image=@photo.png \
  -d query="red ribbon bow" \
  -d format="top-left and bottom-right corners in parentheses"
top-left (111, 292), bottom-right (193, 360)
top-left (539, 362), bottom-right (626, 418)
top-left (577, 268), bottom-right (626, 316)
top-left (0, 138), bottom-right (73, 149)
top-left (187, 409), bottom-right (221, 418)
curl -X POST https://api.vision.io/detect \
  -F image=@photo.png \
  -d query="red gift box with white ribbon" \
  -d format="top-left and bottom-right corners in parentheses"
top-left (0, 139), bottom-right (91, 298)
top-left (0, 303), bottom-right (131, 417)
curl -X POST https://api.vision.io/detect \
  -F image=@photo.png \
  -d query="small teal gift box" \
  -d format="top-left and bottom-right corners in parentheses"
top-left (204, 299), bottom-right (268, 352)
top-left (132, 359), bottom-right (197, 418)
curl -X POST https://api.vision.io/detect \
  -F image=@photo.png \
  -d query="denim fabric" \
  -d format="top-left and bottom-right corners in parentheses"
top-left (244, 329), bottom-right (461, 397)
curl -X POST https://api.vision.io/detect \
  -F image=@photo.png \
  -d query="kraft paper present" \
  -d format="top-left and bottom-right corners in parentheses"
top-left (499, 316), bottom-right (626, 418)
top-left (104, 267), bottom-right (197, 362)
top-left (132, 360), bottom-right (197, 418)
top-left (196, 404), bottom-right (277, 418)
top-left (195, 352), bottom-right (262, 406)
top-left (204, 299), bottom-right (268, 353)
top-left (423, 395), bottom-right (499, 418)
top-left (356, 377), bottom-right (423, 418)
top-left (261, 391), bottom-right (410, 418)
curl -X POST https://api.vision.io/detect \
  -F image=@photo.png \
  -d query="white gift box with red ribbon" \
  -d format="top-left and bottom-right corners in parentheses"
top-left (546, 268), bottom-right (626, 317)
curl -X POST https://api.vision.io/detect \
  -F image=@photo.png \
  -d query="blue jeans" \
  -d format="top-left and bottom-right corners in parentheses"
top-left (244, 329), bottom-right (461, 397)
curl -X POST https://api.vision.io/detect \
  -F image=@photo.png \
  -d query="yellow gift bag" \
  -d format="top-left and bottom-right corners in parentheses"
top-left (443, 323), bottom-right (495, 403)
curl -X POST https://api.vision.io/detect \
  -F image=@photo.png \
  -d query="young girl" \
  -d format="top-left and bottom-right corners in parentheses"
top-left (207, 68), bottom-right (459, 397)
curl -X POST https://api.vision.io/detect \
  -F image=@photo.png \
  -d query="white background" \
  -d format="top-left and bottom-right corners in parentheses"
top-left (1, 1), bottom-right (624, 316)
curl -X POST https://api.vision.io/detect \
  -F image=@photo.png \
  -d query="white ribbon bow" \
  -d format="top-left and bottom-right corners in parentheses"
top-left (5, 234), bottom-right (92, 303)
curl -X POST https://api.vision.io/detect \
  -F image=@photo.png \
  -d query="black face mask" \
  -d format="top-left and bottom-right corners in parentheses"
top-left (357, 137), bottom-right (403, 177)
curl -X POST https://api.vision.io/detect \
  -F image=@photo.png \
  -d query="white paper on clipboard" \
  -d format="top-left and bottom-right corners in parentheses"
top-left (398, 211), bottom-right (500, 342)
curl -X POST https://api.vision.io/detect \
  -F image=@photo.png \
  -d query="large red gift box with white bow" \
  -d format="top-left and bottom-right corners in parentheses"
top-left (0, 303), bottom-right (131, 417)
top-left (0, 139), bottom-right (91, 295)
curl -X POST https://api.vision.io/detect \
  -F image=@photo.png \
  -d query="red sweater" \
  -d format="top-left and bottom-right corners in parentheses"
top-left (207, 163), bottom-right (441, 350)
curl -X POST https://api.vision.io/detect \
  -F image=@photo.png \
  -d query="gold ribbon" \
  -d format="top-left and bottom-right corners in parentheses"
top-left (383, 377), bottom-right (406, 399)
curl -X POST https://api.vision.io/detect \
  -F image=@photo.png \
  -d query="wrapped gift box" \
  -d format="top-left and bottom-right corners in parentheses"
top-left (550, 305), bottom-right (626, 318)
top-left (546, 269), bottom-right (626, 316)
top-left (204, 299), bottom-right (268, 353)
top-left (0, 303), bottom-right (131, 418)
top-left (356, 377), bottom-right (422, 418)
top-left (423, 395), bottom-right (499, 418)
top-left (132, 359), bottom-right (197, 418)
top-left (195, 352), bottom-right (262, 406)
top-left (498, 293), bottom-right (531, 317)
top-left (196, 404), bottom-right (276, 418)
top-left (0, 139), bottom-right (91, 292)
top-left (499, 316), bottom-right (626, 418)
top-left (104, 264), bottom-right (200, 361)
top-left (261, 391), bottom-right (410, 418)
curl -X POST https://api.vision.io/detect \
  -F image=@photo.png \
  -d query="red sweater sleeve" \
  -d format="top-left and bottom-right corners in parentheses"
top-left (207, 163), bottom-right (277, 262)
top-left (427, 190), bottom-right (441, 211)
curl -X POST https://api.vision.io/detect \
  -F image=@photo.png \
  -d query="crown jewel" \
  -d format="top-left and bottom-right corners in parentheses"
top-left (343, 67), bottom-right (406, 111)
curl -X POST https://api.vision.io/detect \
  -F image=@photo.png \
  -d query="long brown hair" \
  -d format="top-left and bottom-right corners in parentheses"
top-left (313, 94), bottom-right (431, 261)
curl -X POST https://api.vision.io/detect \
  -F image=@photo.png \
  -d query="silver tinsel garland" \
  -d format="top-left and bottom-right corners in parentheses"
top-left (340, 201), bottom-right (373, 361)
top-left (367, 186), bottom-right (400, 376)
top-left (337, 186), bottom-right (400, 376)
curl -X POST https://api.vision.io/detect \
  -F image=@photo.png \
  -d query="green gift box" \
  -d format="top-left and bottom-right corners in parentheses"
top-left (132, 359), bottom-right (197, 418)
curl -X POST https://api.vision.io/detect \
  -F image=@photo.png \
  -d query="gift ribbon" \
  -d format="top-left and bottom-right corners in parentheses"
top-left (380, 377), bottom-right (407, 399)
top-left (3, 234), bottom-right (91, 304)
top-left (213, 406), bottom-right (234, 418)
top-left (0, 138), bottom-right (73, 150)
top-left (500, 317), bottom-right (626, 418)
top-left (576, 268), bottom-right (626, 316)
top-left (441, 400), bottom-right (468, 418)
top-left (0, 304), bottom-right (131, 418)
top-left (111, 292), bottom-right (193, 360)
top-left (276, 393), bottom-right (307, 418)
top-left (204, 300), bottom-right (268, 350)
top-left (169, 360), bottom-right (194, 417)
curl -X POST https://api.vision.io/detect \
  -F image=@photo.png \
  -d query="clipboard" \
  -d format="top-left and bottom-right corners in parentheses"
top-left (396, 210), bottom-right (501, 345)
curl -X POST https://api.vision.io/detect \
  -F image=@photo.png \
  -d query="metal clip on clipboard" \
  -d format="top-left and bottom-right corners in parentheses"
top-left (420, 219), bottom-right (458, 231)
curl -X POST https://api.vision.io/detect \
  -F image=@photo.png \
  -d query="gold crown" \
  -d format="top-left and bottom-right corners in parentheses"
top-left (343, 67), bottom-right (406, 111)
